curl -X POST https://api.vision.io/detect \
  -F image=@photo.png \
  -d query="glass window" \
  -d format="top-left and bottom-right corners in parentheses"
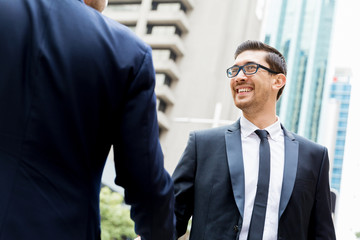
top-left (332, 167), bottom-right (342, 175)
top-left (337, 130), bottom-right (346, 137)
top-left (331, 178), bottom-right (340, 187)
top-left (340, 103), bottom-right (349, 109)
top-left (336, 139), bottom-right (345, 146)
top-left (334, 149), bottom-right (344, 156)
top-left (333, 158), bottom-right (343, 166)
top-left (338, 121), bottom-right (347, 128)
top-left (339, 112), bottom-right (348, 118)
top-left (343, 85), bottom-right (351, 91)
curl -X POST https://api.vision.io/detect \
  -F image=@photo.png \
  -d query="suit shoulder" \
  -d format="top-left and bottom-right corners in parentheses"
top-left (92, 13), bottom-right (152, 73)
top-left (290, 132), bottom-right (327, 151)
top-left (191, 124), bottom-right (230, 139)
top-left (102, 15), bottom-right (150, 51)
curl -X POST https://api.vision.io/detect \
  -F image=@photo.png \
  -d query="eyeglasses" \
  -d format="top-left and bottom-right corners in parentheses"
top-left (226, 63), bottom-right (280, 78)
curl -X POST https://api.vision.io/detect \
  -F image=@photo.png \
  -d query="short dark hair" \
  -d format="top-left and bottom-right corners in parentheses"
top-left (234, 40), bottom-right (287, 100)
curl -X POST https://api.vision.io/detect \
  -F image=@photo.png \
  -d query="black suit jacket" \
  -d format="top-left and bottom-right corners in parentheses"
top-left (0, 0), bottom-right (174, 239)
top-left (172, 119), bottom-right (335, 240)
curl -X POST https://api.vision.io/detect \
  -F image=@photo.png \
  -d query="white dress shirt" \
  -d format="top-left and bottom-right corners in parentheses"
top-left (238, 116), bottom-right (285, 240)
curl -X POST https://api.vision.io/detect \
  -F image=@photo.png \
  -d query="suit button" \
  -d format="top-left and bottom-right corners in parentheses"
top-left (233, 225), bottom-right (239, 232)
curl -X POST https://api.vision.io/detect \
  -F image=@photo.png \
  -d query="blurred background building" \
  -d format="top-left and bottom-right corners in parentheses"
top-left (328, 69), bottom-right (352, 193)
top-left (319, 68), bottom-right (352, 193)
top-left (261, 0), bottom-right (336, 142)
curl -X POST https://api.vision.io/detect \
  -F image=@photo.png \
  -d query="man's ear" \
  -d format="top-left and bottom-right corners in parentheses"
top-left (272, 73), bottom-right (286, 91)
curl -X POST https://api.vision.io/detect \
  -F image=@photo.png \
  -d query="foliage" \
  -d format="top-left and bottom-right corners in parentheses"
top-left (100, 186), bottom-right (137, 240)
top-left (356, 231), bottom-right (360, 239)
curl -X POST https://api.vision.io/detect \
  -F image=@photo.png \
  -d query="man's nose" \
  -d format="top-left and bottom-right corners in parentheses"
top-left (234, 69), bottom-right (247, 81)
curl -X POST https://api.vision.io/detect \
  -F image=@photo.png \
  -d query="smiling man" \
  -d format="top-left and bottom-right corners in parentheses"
top-left (172, 40), bottom-right (336, 240)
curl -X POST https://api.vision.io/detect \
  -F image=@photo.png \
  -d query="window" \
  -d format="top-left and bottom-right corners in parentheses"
top-left (340, 103), bottom-right (349, 109)
top-left (105, 3), bottom-right (141, 12)
top-left (125, 25), bottom-right (136, 32)
top-left (157, 98), bottom-right (168, 113)
top-left (152, 2), bottom-right (187, 13)
top-left (340, 95), bottom-right (349, 100)
top-left (339, 112), bottom-right (348, 119)
top-left (338, 121), bottom-right (347, 128)
top-left (332, 167), bottom-right (342, 175)
top-left (336, 139), bottom-right (345, 146)
top-left (334, 149), bottom-right (344, 157)
top-left (336, 130), bottom-right (346, 137)
top-left (152, 49), bottom-right (177, 61)
top-left (147, 25), bottom-right (182, 37)
top-left (156, 73), bottom-right (173, 87)
top-left (343, 85), bottom-right (351, 91)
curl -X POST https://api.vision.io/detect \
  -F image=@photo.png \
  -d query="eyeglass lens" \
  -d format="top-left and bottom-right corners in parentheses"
top-left (228, 64), bottom-right (258, 77)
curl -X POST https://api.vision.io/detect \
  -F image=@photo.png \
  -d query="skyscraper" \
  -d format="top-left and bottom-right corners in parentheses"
top-left (328, 69), bottom-right (352, 192)
top-left (103, 0), bottom-right (266, 173)
top-left (262, 0), bottom-right (336, 141)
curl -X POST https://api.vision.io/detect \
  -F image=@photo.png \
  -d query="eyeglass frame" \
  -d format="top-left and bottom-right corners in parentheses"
top-left (226, 62), bottom-right (281, 78)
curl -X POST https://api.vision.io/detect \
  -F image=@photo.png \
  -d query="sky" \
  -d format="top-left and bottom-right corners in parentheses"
top-left (330, 0), bottom-right (360, 238)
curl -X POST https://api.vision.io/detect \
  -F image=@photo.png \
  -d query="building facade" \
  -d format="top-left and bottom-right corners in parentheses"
top-left (328, 69), bottom-right (352, 193)
top-left (262, 0), bottom-right (336, 142)
top-left (103, 0), bottom-right (265, 173)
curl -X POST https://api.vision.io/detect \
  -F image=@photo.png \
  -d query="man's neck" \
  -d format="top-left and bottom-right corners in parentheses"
top-left (242, 112), bottom-right (277, 129)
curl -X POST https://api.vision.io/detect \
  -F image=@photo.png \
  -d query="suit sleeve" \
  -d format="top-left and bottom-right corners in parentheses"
top-left (113, 46), bottom-right (175, 240)
top-left (172, 132), bottom-right (197, 238)
top-left (308, 147), bottom-right (336, 239)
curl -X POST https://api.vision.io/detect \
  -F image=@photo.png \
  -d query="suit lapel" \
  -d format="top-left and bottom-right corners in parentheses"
top-left (225, 121), bottom-right (299, 218)
top-left (225, 119), bottom-right (245, 218)
top-left (279, 125), bottom-right (299, 217)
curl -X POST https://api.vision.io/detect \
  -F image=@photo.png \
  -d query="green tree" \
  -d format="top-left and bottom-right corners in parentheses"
top-left (100, 186), bottom-right (137, 240)
top-left (355, 231), bottom-right (360, 239)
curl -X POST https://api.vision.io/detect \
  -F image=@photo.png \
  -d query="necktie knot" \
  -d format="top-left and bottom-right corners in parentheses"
top-left (255, 129), bottom-right (268, 140)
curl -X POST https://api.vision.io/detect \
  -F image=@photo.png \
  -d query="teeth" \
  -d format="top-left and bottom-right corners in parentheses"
top-left (237, 88), bottom-right (251, 93)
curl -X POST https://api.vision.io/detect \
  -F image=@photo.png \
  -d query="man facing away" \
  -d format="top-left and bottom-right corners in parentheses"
top-left (172, 40), bottom-right (336, 240)
top-left (0, 0), bottom-right (175, 239)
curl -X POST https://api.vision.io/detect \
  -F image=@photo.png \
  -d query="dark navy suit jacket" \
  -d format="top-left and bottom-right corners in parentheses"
top-left (0, 0), bottom-right (174, 239)
top-left (173, 119), bottom-right (336, 240)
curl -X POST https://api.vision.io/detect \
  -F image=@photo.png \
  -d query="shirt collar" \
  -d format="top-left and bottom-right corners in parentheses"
top-left (240, 116), bottom-right (283, 141)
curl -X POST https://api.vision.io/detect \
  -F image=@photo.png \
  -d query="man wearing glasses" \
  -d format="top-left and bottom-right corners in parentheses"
top-left (172, 40), bottom-right (336, 240)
